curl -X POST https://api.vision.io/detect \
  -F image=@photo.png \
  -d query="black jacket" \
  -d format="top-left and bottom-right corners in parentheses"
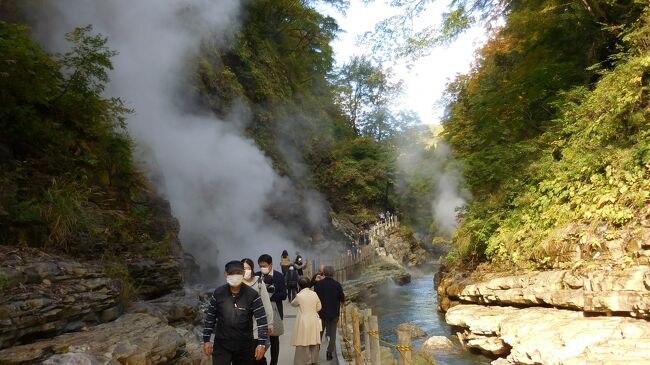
top-left (285, 269), bottom-right (299, 286)
top-left (314, 276), bottom-right (345, 319)
top-left (256, 269), bottom-right (287, 319)
top-left (202, 284), bottom-right (268, 345)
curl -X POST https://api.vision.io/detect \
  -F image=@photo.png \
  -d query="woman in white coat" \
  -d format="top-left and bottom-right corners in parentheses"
top-left (242, 257), bottom-right (274, 361)
top-left (291, 277), bottom-right (322, 365)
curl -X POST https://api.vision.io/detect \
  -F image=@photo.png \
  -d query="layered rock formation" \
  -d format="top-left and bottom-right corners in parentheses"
top-left (446, 304), bottom-right (650, 365)
top-left (437, 264), bottom-right (650, 364)
top-left (457, 265), bottom-right (650, 318)
top-left (0, 313), bottom-right (204, 365)
top-left (0, 246), bottom-right (122, 349)
top-left (342, 261), bottom-right (411, 303)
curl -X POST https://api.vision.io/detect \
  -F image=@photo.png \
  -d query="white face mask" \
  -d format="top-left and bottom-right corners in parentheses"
top-left (244, 269), bottom-right (252, 280)
top-left (227, 274), bottom-right (244, 287)
top-left (260, 267), bottom-right (270, 275)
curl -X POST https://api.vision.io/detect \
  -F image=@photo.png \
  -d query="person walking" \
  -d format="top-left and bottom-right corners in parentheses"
top-left (294, 255), bottom-right (305, 276)
top-left (257, 254), bottom-right (287, 365)
top-left (280, 250), bottom-right (291, 276)
top-left (202, 261), bottom-right (268, 365)
top-left (241, 258), bottom-right (274, 365)
top-left (313, 266), bottom-right (345, 361)
top-left (291, 277), bottom-right (322, 365)
top-left (285, 264), bottom-right (299, 302)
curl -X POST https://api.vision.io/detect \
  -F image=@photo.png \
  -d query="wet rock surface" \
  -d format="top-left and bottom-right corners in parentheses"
top-left (446, 304), bottom-right (650, 365)
top-left (396, 322), bottom-right (427, 339)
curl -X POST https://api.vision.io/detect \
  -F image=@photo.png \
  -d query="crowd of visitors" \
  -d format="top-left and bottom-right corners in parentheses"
top-left (202, 251), bottom-right (345, 365)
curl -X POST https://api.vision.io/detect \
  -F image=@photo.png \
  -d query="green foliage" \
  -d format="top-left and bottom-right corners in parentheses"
top-left (0, 269), bottom-right (15, 291)
top-left (443, 3), bottom-right (650, 266)
top-left (195, 0), bottom-right (397, 220)
top-left (0, 21), bottom-right (148, 255)
top-left (102, 258), bottom-right (136, 305)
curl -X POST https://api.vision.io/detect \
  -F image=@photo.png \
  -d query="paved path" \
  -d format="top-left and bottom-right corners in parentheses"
top-left (270, 301), bottom-right (339, 365)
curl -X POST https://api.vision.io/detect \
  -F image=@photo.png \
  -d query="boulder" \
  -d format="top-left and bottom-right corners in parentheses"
top-left (446, 304), bottom-right (650, 364)
top-left (0, 313), bottom-right (193, 365)
top-left (342, 261), bottom-right (411, 303)
top-left (396, 322), bottom-right (427, 339)
top-left (420, 336), bottom-right (454, 350)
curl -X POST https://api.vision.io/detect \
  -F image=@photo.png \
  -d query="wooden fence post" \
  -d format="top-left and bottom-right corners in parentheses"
top-left (396, 329), bottom-right (412, 365)
top-left (352, 308), bottom-right (362, 365)
top-left (369, 315), bottom-right (381, 365)
top-left (363, 309), bottom-right (372, 361)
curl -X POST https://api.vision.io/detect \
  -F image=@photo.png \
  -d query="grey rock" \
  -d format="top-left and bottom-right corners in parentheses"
top-left (446, 304), bottom-right (650, 364)
top-left (0, 313), bottom-right (188, 365)
top-left (396, 322), bottom-right (427, 339)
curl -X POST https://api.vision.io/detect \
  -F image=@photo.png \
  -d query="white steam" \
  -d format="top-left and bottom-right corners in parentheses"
top-left (430, 142), bottom-right (466, 237)
top-left (396, 130), bottom-right (467, 239)
top-left (28, 0), bottom-right (303, 277)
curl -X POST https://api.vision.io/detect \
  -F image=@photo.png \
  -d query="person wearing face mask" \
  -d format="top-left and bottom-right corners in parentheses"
top-left (241, 258), bottom-right (274, 364)
top-left (256, 254), bottom-right (287, 365)
top-left (203, 261), bottom-right (268, 365)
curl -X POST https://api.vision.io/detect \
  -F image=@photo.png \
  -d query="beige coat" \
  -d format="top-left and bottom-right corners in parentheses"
top-left (290, 288), bottom-right (322, 346)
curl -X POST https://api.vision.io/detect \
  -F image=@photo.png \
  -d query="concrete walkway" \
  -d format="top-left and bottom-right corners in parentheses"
top-left (269, 302), bottom-right (339, 365)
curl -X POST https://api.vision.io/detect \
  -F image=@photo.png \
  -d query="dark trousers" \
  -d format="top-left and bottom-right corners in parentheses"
top-left (212, 340), bottom-right (256, 365)
top-left (320, 317), bottom-right (339, 354)
top-left (268, 335), bottom-right (279, 365)
top-left (288, 285), bottom-right (298, 302)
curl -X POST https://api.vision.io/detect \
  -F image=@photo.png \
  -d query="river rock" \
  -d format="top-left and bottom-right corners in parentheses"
top-left (456, 265), bottom-right (650, 318)
top-left (396, 322), bottom-right (427, 338)
top-left (446, 304), bottom-right (650, 364)
top-left (420, 335), bottom-right (454, 350)
top-left (0, 246), bottom-right (121, 350)
top-left (0, 313), bottom-right (194, 364)
top-left (380, 228), bottom-right (429, 266)
top-left (342, 261), bottom-right (411, 303)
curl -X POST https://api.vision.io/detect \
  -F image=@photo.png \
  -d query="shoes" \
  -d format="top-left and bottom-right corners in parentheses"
top-left (326, 352), bottom-right (333, 361)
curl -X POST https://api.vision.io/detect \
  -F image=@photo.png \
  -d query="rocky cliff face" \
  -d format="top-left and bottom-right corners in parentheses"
top-left (436, 264), bottom-right (650, 364)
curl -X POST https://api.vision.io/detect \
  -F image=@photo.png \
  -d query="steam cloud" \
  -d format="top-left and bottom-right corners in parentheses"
top-left (27, 0), bottom-right (308, 279)
top-left (397, 133), bottom-right (467, 239)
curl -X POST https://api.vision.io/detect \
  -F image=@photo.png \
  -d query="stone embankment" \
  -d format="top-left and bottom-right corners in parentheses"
top-left (436, 265), bottom-right (650, 364)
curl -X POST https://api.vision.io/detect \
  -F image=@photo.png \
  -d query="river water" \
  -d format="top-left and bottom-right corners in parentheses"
top-left (361, 265), bottom-right (491, 365)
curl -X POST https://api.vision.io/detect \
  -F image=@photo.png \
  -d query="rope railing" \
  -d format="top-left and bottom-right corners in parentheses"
top-left (338, 307), bottom-right (437, 365)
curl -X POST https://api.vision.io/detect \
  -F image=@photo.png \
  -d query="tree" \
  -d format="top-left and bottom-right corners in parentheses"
top-left (332, 55), bottom-right (409, 140)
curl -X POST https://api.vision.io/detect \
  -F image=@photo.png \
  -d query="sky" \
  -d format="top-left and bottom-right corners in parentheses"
top-left (319, 0), bottom-right (488, 125)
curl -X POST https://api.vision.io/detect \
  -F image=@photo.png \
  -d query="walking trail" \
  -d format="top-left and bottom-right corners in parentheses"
top-left (275, 302), bottom-right (340, 365)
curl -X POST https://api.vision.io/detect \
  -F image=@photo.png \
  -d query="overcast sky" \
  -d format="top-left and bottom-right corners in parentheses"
top-left (319, 0), bottom-right (487, 125)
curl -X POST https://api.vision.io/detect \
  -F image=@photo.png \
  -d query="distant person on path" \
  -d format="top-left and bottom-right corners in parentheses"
top-left (257, 254), bottom-right (287, 365)
top-left (285, 264), bottom-right (299, 302)
top-left (314, 266), bottom-right (345, 361)
top-left (202, 260), bottom-right (268, 365)
top-left (379, 212), bottom-right (385, 223)
top-left (241, 258), bottom-right (274, 363)
top-left (351, 244), bottom-right (358, 261)
top-left (280, 250), bottom-right (291, 276)
top-left (294, 255), bottom-right (305, 276)
top-left (291, 277), bottom-right (322, 365)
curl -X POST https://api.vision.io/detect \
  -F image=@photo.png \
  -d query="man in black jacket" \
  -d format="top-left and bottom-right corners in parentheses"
top-left (203, 260), bottom-right (268, 365)
top-left (314, 266), bottom-right (345, 361)
top-left (256, 254), bottom-right (287, 365)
